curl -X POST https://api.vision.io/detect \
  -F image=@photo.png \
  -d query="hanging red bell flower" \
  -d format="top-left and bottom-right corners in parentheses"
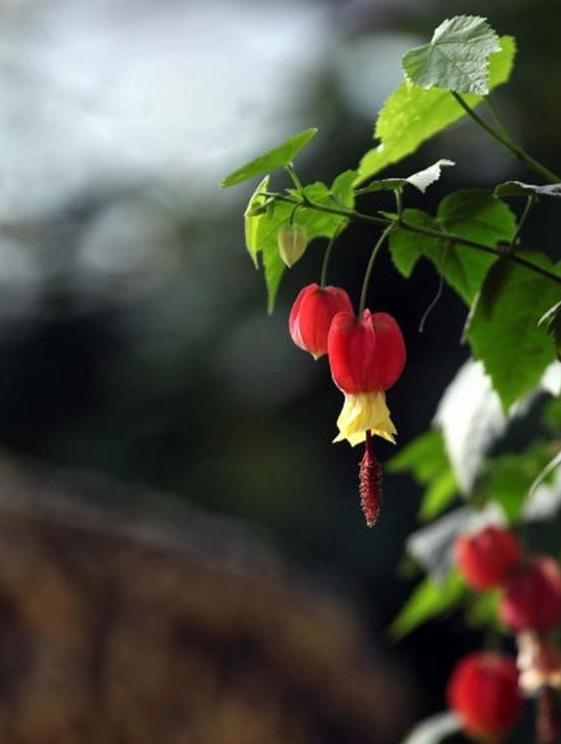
top-left (327, 309), bottom-right (405, 527)
top-left (448, 652), bottom-right (523, 741)
top-left (289, 283), bottom-right (353, 359)
top-left (453, 525), bottom-right (522, 591)
top-left (327, 309), bottom-right (406, 445)
top-left (500, 556), bottom-right (561, 632)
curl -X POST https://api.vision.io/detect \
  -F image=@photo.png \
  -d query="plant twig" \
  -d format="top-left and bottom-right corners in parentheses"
top-left (359, 223), bottom-right (395, 314)
top-left (452, 93), bottom-right (561, 184)
top-left (261, 191), bottom-right (561, 287)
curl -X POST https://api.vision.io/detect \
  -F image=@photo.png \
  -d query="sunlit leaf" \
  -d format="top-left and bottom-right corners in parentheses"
top-left (357, 36), bottom-right (515, 183)
top-left (402, 16), bottom-right (500, 95)
top-left (406, 159), bottom-right (455, 192)
top-left (358, 159), bottom-right (455, 195)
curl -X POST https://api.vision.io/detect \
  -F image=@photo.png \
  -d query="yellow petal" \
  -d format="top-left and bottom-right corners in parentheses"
top-left (333, 391), bottom-right (397, 446)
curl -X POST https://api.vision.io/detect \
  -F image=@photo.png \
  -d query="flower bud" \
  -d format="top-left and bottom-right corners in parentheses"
top-left (289, 283), bottom-right (353, 359)
top-left (448, 652), bottom-right (522, 741)
top-left (500, 556), bottom-right (561, 632)
top-left (277, 224), bottom-right (308, 267)
top-left (453, 526), bottom-right (521, 591)
top-left (328, 310), bottom-right (406, 394)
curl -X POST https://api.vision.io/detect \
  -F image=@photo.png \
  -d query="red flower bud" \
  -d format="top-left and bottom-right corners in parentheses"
top-left (453, 526), bottom-right (522, 591)
top-left (448, 652), bottom-right (522, 741)
top-left (327, 310), bottom-right (406, 394)
top-left (500, 556), bottom-right (561, 632)
top-left (289, 283), bottom-right (353, 359)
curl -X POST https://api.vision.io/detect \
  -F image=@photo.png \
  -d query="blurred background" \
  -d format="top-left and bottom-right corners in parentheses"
top-left (0, 0), bottom-right (559, 741)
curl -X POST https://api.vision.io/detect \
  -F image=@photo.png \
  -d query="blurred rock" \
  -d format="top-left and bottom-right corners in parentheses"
top-left (0, 458), bottom-right (410, 743)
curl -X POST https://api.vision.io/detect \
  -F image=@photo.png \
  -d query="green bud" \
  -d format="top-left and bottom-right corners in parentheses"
top-left (277, 224), bottom-right (308, 268)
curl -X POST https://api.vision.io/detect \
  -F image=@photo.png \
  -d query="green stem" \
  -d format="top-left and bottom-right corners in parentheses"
top-left (394, 187), bottom-right (403, 217)
top-left (511, 195), bottom-right (536, 248)
top-left (320, 229), bottom-right (341, 288)
top-left (399, 216), bottom-right (561, 286)
top-left (359, 223), bottom-right (395, 314)
top-left (285, 162), bottom-right (305, 193)
top-left (452, 93), bottom-right (561, 184)
top-left (262, 192), bottom-right (561, 287)
top-left (483, 97), bottom-right (509, 139)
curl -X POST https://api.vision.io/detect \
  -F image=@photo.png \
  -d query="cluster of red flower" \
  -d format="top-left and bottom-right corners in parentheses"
top-left (288, 283), bottom-right (406, 526)
top-left (448, 525), bottom-right (561, 741)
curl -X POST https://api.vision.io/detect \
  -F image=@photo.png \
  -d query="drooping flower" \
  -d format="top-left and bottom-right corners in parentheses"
top-left (447, 652), bottom-right (523, 741)
top-left (328, 310), bottom-right (406, 446)
top-left (327, 309), bottom-right (405, 526)
top-left (454, 525), bottom-right (522, 591)
top-left (289, 283), bottom-right (353, 359)
top-left (500, 556), bottom-right (561, 632)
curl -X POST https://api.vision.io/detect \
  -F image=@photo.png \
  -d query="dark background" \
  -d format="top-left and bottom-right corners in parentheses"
top-left (0, 0), bottom-right (559, 740)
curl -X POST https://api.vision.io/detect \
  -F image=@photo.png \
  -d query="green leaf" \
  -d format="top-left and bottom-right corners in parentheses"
top-left (402, 16), bottom-right (500, 95)
top-left (388, 430), bottom-right (458, 521)
top-left (221, 128), bottom-right (318, 187)
top-left (246, 171), bottom-right (355, 311)
top-left (467, 254), bottom-right (561, 411)
top-left (539, 299), bottom-right (561, 359)
top-left (420, 471), bottom-right (457, 521)
top-left (388, 210), bottom-right (436, 278)
top-left (438, 190), bottom-right (516, 302)
top-left (244, 176), bottom-right (270, 267)
top-left (465, 589), bottom-right (502, 629)
top-left (495, 181), bottom-right (561, 199)
top-left (439, 189), bottom-right (516, 245)
top-left (389, 571), bottom-right (465, 639)
top-left (388, 429), bottom-right (449, 481)
top-left (480, 443), bottom-right (555, 522)
top-left (389, 190), bottom-right (516, 303)
top-left (357, 36), bottom-right (516, 183)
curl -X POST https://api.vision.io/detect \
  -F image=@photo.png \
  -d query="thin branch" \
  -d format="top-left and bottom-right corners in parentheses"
top-left (359, 223), bottom-right (395, 314)
top-left (452, 93), bottom-right (561, 184)
top-left (261, 191), bottom-right (561, 287)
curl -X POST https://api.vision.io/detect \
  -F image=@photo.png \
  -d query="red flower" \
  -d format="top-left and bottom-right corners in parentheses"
top-left (327, 308), bottom-right (405, 527)
top-left (328, 310), bottom-right (405, 394)
top-left (327, 310), bottom-right (406, 446)
top-left (500, 556), bottom-right (561, 632)
top-left (453, 526), bottom-right (521, 590)
top-left (448, 652), bottom-right (522, 740)
top-left (289, 283), bottom-right (353, 359)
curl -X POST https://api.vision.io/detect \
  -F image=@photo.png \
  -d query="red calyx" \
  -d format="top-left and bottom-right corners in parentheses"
top-left (288, 283), bottom-right (353, 359)
top-left (500, 556), bottom-right (561, 632)
top-left (447, 652), bottom-right (523, 741)
top-left (453, 525), bottom-right (522, 591)
top-left (359, 431), bottom-right (382, 527)
top-left (327, 309), bottom-right (406, 394)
